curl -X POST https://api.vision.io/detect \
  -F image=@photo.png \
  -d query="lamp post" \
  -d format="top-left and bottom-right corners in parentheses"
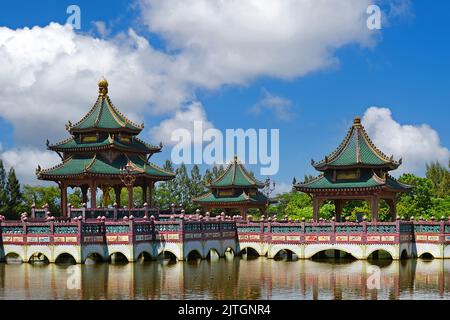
top-left (264, 177), bottom-right (276, 216)
top-left (120, 161), bottom-right (136, 212)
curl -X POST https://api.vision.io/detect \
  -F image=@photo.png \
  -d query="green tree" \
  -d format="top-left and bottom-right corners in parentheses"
top-left (20, 185), bottom-right (60, 214)
top-left (154, 160), bottom-right (178, 209)
top-left (175, 163), bottom-right (191, 209)
top-left (0, 159), bottom-right (7, 215)
top-left (203, 169), bottom-right (213, 185)
top-left (68, 188), bottom-right (83, 208)
top-left (212, 165), bottom-right (225, 180)
top-left (5, 168), bottom-right (22, 217)
top-left (397, 173), bottom-right (434, 218)
top-left (426, 161), bottom-right (450, 198)
top-left (190, 165), bottom-right (205, 198)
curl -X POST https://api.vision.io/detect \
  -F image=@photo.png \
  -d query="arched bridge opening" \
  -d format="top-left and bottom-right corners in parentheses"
top-left (84, 252), bottom-right (104, 264)
top-left (274, 249), bottom-right (298, 262)
top-left (137, 251), bottom-right (153, 263)
top-left (158, 251), bottom-right (178, 265)
top-left (311, 249), bottom-right (357, 262)
top-left (5, 252), bottom-right (22, 264)
top-left (29, 253), bottom-right (49, 264)
top-left (109, 252), bottom-right (129, 264)
top-left (419, 253), bottom-right (434, 261)
top-left (55, 253), bottom-right (77, 265)
top-left (240, 247), bottom-right (260, 260)
top-left (186, 250), bottom-right (202, 262)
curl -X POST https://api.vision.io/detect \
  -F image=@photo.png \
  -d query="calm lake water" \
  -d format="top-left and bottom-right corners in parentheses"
top-left (0, 257), bottom-right (449, 300)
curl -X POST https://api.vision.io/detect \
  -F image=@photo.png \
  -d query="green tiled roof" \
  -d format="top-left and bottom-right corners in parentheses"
top-left (295, 170), bottom-right (411, 192)
top-left (68, 85), bottom-right (143, 133)
top-left (48, 135), bottom-right (160, 154)
top-left (209, 156), bottom-right (264, 188)
top-left (194, 190), bottom-right (268, 204)
top-left (313, 117), bottom-right (400, 171)
top-left (37, 154), bottom-right (173, 179)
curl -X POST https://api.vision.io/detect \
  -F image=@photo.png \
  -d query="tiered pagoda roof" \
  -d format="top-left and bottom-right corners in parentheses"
top-left (311, 117), bottom-right (401, 171)
top-left (37, 78), bottom-right (173, 181)
top-left (208, 156), bottom-right (265, 189)
top-left (295, 117), bottom-right (411, 194)
top-left (194, 156), bottom-right (269, 206)
top-left (67, 78), bottom-right (143, 134)
top-left (296, 170), bottom-right (411, 193)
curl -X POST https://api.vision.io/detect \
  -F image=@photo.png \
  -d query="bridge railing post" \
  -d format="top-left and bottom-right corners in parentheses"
top-left (31, 203), bottom-right (36, 219)
top-left (77, 219), bottom-right (83, 241)
top-left (440, 218), bottom-right (446, 244)
top-left (82, 203), bottom-right (86, 221)
top-left (113, 203), bottom-right (118, 220)
top-left (143, 203), bottom-right (149, 219)
top-left (22, 220), bottom-right (27, 234)
top-left (129, 217), bottom-right (135, 245)
top-left (362, 220), bottom-right (367, 243)
top-left (49, 219), bottom-right (54, 235)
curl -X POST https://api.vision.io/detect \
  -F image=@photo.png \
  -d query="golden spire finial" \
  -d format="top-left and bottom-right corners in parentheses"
top-left (353, 116), bottom-right (361, 126)
top-left (98, 77), bottom-right (109, 95)
top-left (234, 154), bottom-right (238, 162)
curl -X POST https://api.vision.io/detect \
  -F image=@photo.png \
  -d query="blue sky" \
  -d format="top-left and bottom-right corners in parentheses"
top-left (0, 0), bottom-right (449, 192)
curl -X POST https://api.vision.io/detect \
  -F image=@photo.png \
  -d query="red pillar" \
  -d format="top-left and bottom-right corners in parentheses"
top-left (370, 196), bottom-right (379, 222)
top-left (90, 182), bottom-right (97, 209)
top-left (313, 197), bottom-right (321, 222)
top-left (334, 199), bottom-right (343, 222)
top-left (81, 185), bottom-right (88, 205)
top-left (60, 182), bottom-right (68, 216)
top-left (142, 184), bottom-right (148, 205)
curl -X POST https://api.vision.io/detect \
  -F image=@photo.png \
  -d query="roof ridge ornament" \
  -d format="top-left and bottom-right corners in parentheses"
top-left (353, 116), bottom-right (362, 126)
top-left (98, 77), bottom-right (108, 96)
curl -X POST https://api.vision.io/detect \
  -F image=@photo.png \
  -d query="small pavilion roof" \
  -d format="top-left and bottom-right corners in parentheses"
top-left (312, 117), bottom-right (401, 171)
top-left (48, 135), bottom-right (161, 154)
top-left (37, 154), bottom-right (173, 180)
top-left (209, 156), bottom-right (265, 188)
top-left (294, 170), bottom-right (412, 193)
top-left (67, 78), bottom-right (143, 134)
top-left (193, 190), bottom-right (269, 205)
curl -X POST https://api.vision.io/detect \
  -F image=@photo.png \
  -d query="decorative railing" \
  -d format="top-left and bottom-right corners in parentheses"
top-left (414, 224), bottom-right (441, 233)
top-left (68, 205), bottom-right (159, 220)
top-left (1, 215), bottom-right (449, 246)
top-left (27, 226), bottom-right (51, 234)
top-left (234, 220), bottom-right (420, 244)
top-left (54, 226), bottom-right (78, 234)
top-left (305, 225), bottom-right (333, 234)
top-left (366, 224), bottom-right (397, 234)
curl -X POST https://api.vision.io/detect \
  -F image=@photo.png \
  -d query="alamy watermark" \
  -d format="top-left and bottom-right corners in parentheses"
top-left (367, 4), bottom-right (382, 30)
top-left (66, 265), bottom-right (81, 290)
top-left (66, 5), bottom-right (81, 30)
top-left (171, 121), bottom-right (279, 176)
top-left (366, 265), bottom-right (381, 290)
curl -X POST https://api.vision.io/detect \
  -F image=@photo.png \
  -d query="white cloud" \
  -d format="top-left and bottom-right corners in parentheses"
top-left (92, 21), bottom-right (110, 38)
top-left (0, 2), bottom-right (410, 184)
top-left (362, 107), bottom-right (450, 176)
top-left (274, 182), bottom-right (294, 196)
top-left (140, 0), bottom-right (380, 87)
top-left (0, 147), bottom-right (60, 185)
top-left (249, 89), bottom-right (294, 121)
top-left (150, 102), bottom-right (214, 147)
top-left (0, 23), bottom-right (192, 147)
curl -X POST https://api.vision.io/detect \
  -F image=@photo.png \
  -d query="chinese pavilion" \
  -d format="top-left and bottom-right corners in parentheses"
top-left (294, 117), bottom-right (411, 222)
top-left (37, 78), bottom-right (174, 216)
top-left (193, 156), bottom-right (270, 218)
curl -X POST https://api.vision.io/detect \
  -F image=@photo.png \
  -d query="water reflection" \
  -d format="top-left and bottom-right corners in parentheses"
top-left (0, 258), bottom-right (449, 300)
